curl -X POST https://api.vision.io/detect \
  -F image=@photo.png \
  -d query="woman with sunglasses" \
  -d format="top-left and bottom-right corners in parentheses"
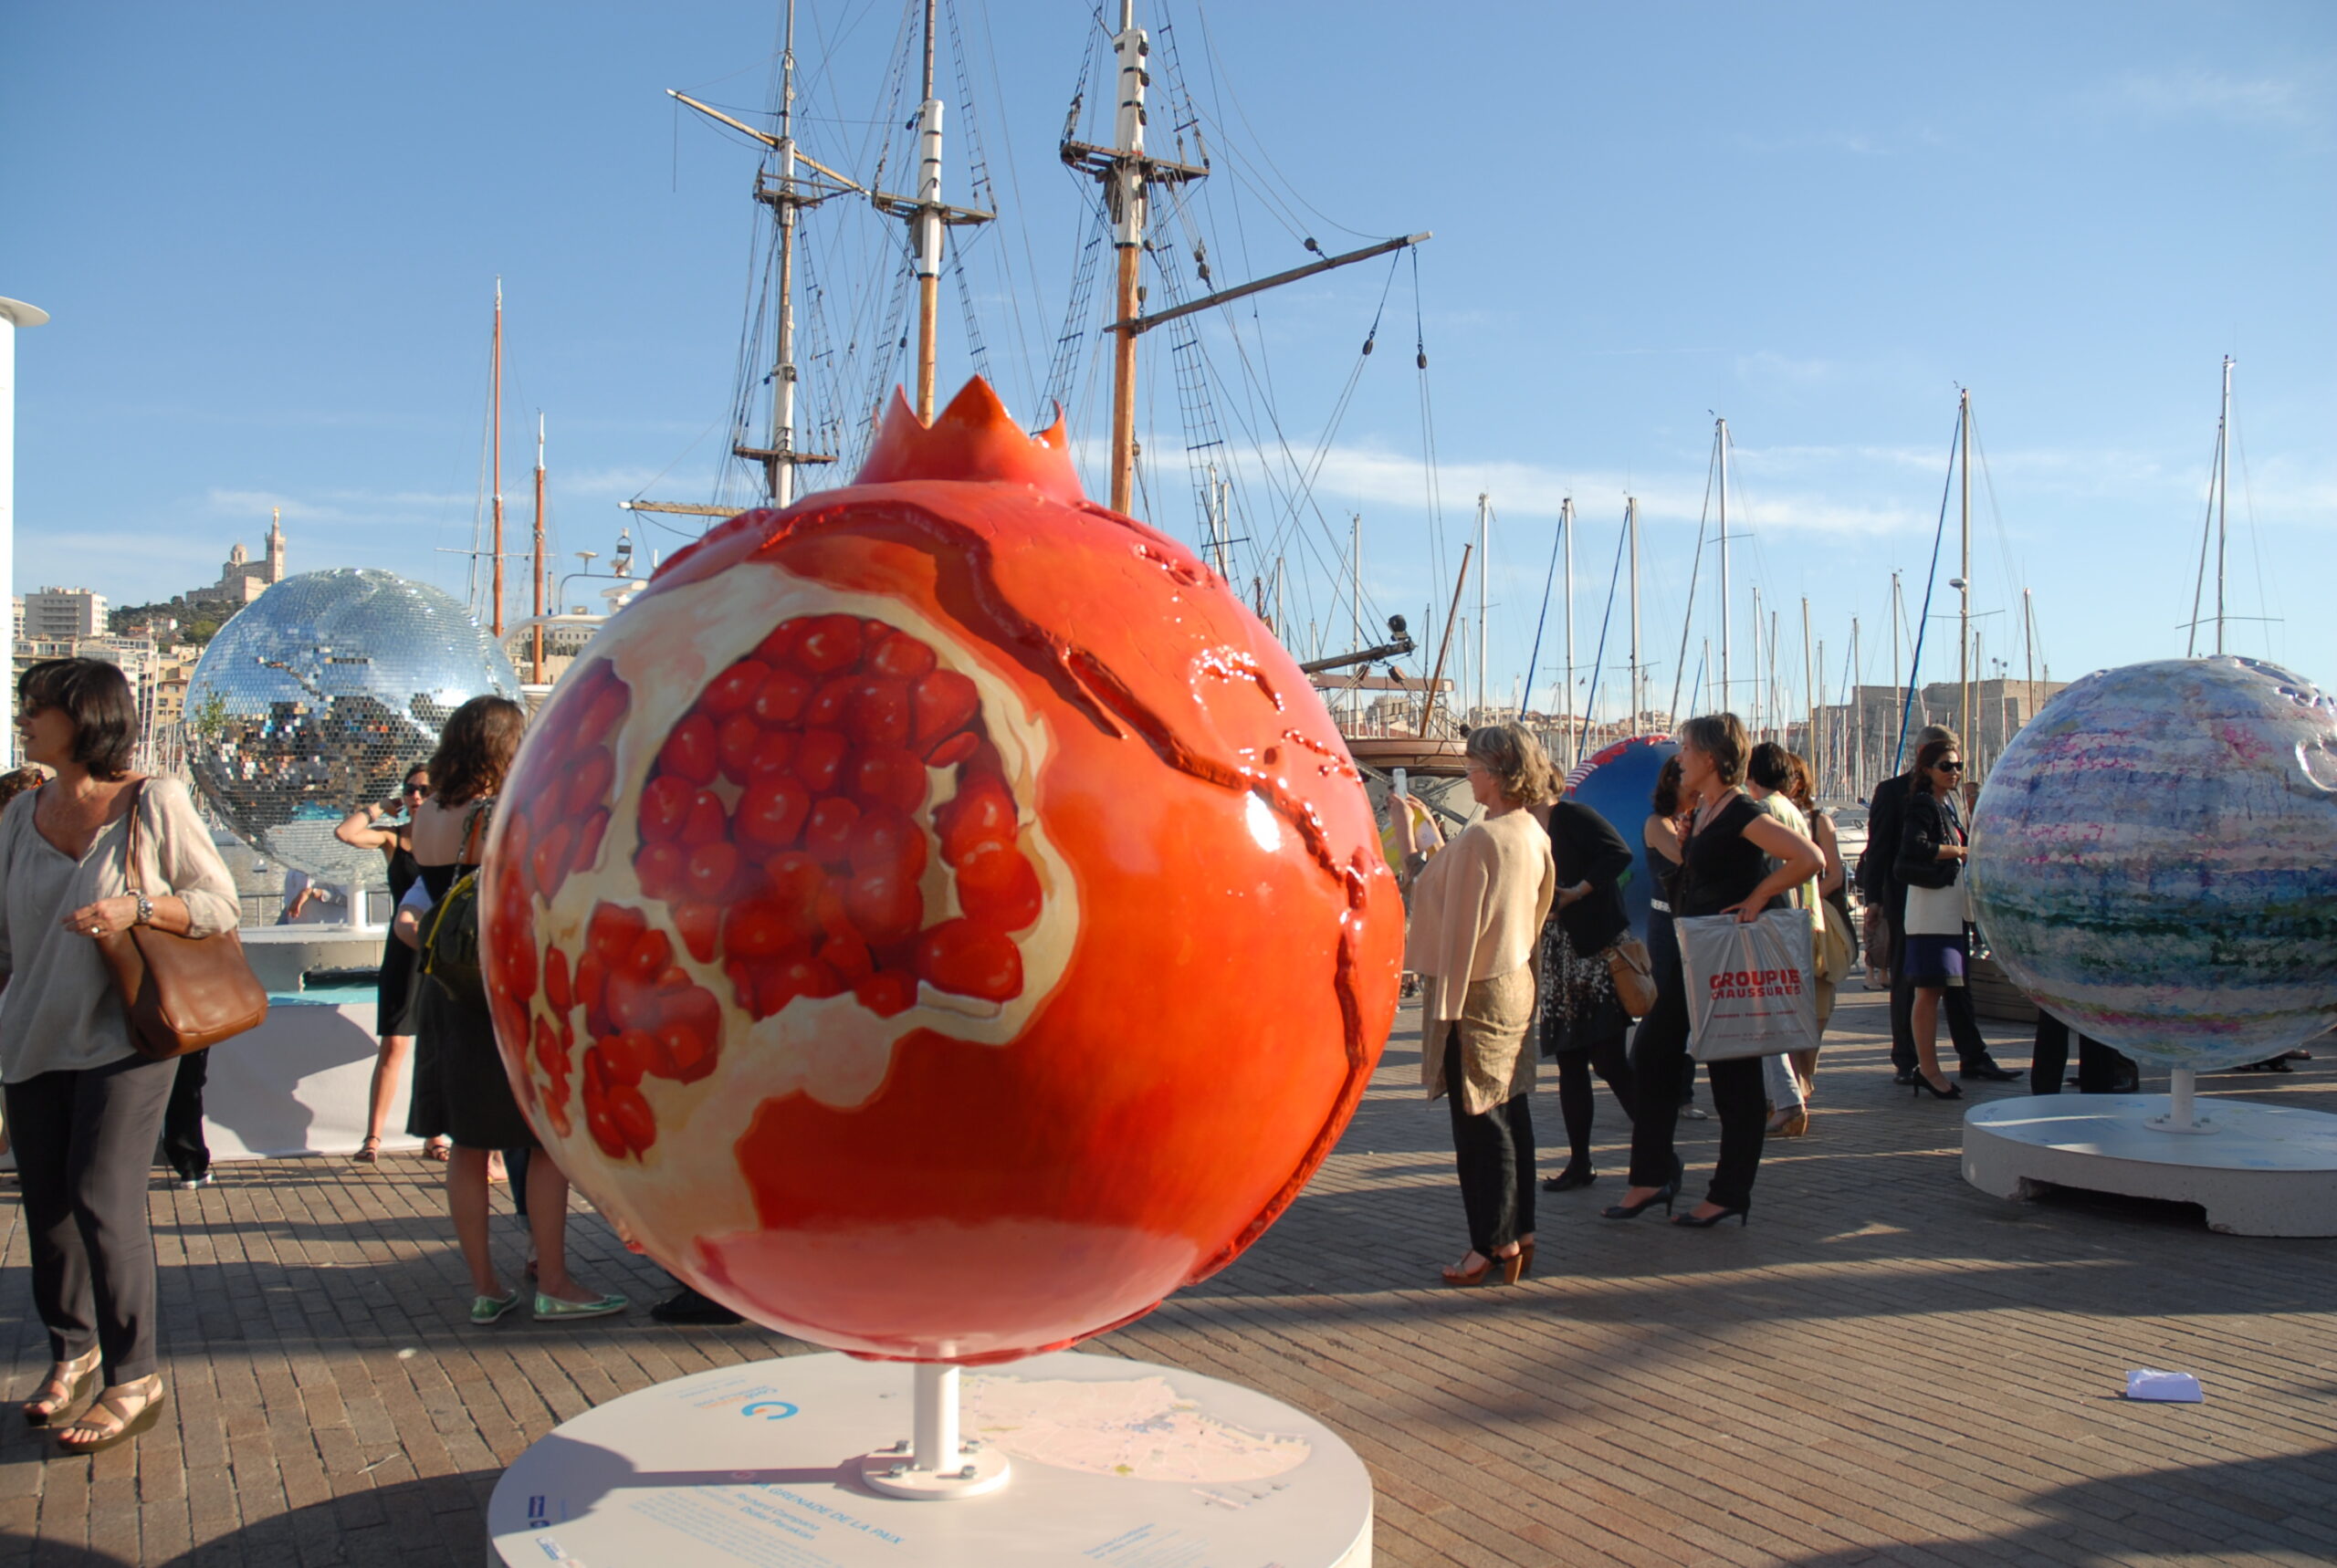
top-left (335, 766), bottom-right (445, 1161)
top-left (1897, 738), bottom-right (1972, 1100)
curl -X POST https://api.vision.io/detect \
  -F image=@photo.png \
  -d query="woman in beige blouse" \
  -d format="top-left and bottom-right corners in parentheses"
top-left (1400, 723), bottom-right (1557, 1287)
top-left (1, 660), bottom-right (240, 1453)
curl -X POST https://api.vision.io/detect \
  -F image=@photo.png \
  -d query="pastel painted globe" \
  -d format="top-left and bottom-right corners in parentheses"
top-left (186, 569), bottom-right (519, 885)
top-left (1968, 655), bottom-right (2337, 1070)
top-left (1562, 735), bottom-right (1676, 942)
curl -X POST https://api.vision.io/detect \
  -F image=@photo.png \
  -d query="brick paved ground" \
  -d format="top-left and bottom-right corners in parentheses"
top-left (4, 989), bottom-right (2333, 1566)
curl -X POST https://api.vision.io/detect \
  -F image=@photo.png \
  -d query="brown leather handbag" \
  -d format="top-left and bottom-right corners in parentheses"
top-left (96, 781), bottom-right (269, 1061)
top-left (1604, 936), bottom-right (1659, 1019)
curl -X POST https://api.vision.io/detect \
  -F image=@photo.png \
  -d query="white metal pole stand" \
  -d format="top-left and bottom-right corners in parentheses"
top-left (2145, 1067), bottom-right (2217, 1136)
top-left (859, 1363), bottom-right (1012, 1500)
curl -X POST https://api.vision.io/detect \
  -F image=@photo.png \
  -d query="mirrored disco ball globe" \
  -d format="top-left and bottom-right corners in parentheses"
top-left (186, 569), bottom-right (519, 884)
top-left (1969, 655), bottom-right (2337, 1071)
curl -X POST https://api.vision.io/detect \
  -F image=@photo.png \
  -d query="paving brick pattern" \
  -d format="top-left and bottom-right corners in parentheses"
top-left (5, 989), bottom-right (2333, 1565)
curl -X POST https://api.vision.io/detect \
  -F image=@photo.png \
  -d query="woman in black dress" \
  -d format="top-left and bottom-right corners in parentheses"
top-left (1604, 714), bottom-right (1823, 1228)
top-left (334, 765), bottom-right (442, 1163)
top-left (406, 697), bottom-right (625, 1324)
top-left (1534, 796), bottom-right (1638, 1191)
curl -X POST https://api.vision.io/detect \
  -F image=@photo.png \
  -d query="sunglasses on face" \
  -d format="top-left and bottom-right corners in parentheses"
top-left (1936, 761), bottom-right (1965, 773)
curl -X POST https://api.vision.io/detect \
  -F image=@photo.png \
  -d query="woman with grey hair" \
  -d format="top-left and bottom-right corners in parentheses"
top-left (1399, 722), bottom-right (1557, 1286)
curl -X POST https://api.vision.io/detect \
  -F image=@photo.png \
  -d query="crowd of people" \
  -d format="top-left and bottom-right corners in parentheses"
top-left (0, 661), bottom-right (738, 1459)
top-left (1391, 711), bottom-right (2053, 1286)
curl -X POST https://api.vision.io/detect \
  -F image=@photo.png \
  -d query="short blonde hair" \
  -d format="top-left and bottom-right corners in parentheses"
top-left (1463, 722), bottom-right (1554, 807)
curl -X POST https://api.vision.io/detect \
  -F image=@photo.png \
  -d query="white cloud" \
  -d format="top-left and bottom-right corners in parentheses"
top-left (2105, 68), bottom-right (2327, 132)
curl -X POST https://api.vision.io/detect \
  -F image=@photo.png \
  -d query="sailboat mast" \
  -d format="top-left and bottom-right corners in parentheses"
top-left (490, 279), bottom-right (505, 638)
top-left (1850, 616), bottom-right (1862, 796)
top-left (2216, 354), bottom-right (2233, 655)
top-left (1106, 1), bottom-right (1148, 512)
top-left (530, 415), bottom-right (546, 685)
top-left (911, 0), bottom-right (946, 421)
top-left (1958, 388), bottom-right (1972, 750)
top-left (1561, 497), bottom-right (1575, 767)
top-left (1626, 497), bottom-right (1640, 734)
top-left (1800, 597), bottom-right (1814, 780)
top-left (770, 0), bottom-right (802, 504)
top-left (1350, 514), bottom-right (1362, 655)
top-left (1716, 417), bottom-right (1731, 712)
top-left (1476, 494), bottom-right (1489, 718)
top-left (1751, 586), bottom-right (1763, 737)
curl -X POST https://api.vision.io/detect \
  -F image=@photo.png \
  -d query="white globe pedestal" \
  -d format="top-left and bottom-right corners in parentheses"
top-left (1963, 1071), bottom-right (2337, 1237)
top-left (487, 1351), bottom-right (1373, 1567)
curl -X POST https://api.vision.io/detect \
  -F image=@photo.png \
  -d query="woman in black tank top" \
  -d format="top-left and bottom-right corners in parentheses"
top-left (334, 767), bottom-right (441, 1163)
top-left (1604, 715), bottom-right (1824, 1228)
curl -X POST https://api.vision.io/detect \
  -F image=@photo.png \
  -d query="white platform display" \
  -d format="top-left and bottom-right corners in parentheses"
top-left (198, 992), bottom-right (420, 1161)
top-left (1964, 1090), bottom-right (2337, 1237)
top-left (487, 1352), bottom-right (1373, 1568)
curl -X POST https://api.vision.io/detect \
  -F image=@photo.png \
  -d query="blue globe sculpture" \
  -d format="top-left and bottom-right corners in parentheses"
top-left (1564, 735), bottom-right (1677, 942)
top-left (186, 569), bottom-right (519, 886)
top-left (1969, 655), bottom-right (2337, 1071)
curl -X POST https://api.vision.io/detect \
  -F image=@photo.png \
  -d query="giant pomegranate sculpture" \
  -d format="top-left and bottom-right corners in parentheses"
top-left (479, 380), bottom-right (1403, 1362)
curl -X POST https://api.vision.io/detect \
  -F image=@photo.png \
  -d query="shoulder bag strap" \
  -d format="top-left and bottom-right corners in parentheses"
top-left (122, 779), bottom-right (151, 896)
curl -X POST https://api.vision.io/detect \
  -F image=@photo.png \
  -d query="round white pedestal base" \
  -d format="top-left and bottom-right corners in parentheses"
top-left (857, 1441), bottom-right (1011, 1500)
top-left (1964, 1094), bottom-right (2337, 1237)
top-left (487, 1351), bottom-right (1373, 1567)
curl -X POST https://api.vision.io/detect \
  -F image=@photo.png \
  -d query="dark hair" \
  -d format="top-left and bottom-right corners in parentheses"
top-left (427, 695), bottom-right (526, 806)
top-left (18, 659), bottom-right (139, 780)
top-left (1913, 737), bottom-right (1960, 793)
top-left (1677, 713), bottom-right (1748, 788)
top-left (0, 767), bottom-right (45, 813)
top-left (1746, 740), bottom-right (1794, 793)
top-left (1905, 725), bottom-right (1959, 776)
top-left (403, 763), bottom-right (432, 788)
top-left (1786, 753), bottom-right (1817, 815)
top-left (1651, 755), bottom-right (1683, 817)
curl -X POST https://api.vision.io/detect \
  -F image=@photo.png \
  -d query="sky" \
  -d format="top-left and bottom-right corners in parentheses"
top-left (4, 1), bottom-right (2332, 723)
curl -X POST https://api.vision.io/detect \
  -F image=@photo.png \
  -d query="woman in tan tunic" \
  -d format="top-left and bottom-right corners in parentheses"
top-left (1401, 723), bottom-right (1557, 1287)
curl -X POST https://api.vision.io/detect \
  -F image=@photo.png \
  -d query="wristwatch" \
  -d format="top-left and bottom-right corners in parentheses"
top-left (133, 893), bottom-right (154, 927)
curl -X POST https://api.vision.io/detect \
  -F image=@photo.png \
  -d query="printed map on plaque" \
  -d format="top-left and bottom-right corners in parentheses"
top-left (963, 1373), bottom-right (1312, 1481)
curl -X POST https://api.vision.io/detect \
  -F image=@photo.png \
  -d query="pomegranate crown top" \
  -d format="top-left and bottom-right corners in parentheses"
top-left (854, 378), bottom-right (1085, 506)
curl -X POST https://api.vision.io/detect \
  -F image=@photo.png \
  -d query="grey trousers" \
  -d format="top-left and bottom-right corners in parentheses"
top-left (5, 1051), bottom-right (179, 1383)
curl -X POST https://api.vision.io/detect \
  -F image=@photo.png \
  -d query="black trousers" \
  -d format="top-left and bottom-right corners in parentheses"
top-left (160, 1051), bottom-right (210, 1182)
top-left (6, 1052), bottom-right (180, 1383)
top-left (1888, 921), bottom-right (1994, 1071)
top-left (1626, 974), bottom-right (1768, 1211)
top-left (1442, 1032), bottom-right (1535, 1253)
top-left (2031, 1015), bottom-right (2138, 1094)
top-left (1551, 1030), bottom-right (1635, 1170)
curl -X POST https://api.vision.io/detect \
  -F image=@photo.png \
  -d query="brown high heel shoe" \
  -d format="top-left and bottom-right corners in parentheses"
top-left (1440, 1250), bottom-right (1494, 1287)
top-left (22, 1350), bottom-right (100, 1428)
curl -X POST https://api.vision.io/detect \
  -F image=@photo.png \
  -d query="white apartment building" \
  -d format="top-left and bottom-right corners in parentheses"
top-left (21, 586), bottom-right (109, 640)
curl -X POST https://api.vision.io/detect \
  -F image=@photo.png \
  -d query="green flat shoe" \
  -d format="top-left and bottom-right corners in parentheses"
top-left (534, 1291), bottom-right (628, 1322)
top-left (469, 1290), bottom-right (523, 1325)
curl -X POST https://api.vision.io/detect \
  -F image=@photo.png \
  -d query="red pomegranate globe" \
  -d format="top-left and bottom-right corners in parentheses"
top-left (478, 379), bottom-right (1404, 1362)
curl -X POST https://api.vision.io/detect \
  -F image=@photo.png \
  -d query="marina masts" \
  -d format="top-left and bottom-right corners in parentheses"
top-left (531, 415), bottom-right (547, 685)
top-left (1626, 497), bottom-right (1641, 732)
top-left (491, 279), bottom-right (505, 637)
top-left (665, 5), bottom-right (862, 507)
top-left (1716, 417), bottom-right (1732, 710)
top-left (1958, 387), bottom-right (1972, 753)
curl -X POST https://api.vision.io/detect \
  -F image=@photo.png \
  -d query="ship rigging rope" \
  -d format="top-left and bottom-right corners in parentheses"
top-left (1664, 443), bottom-right (1719, 725)
top-left (1893, 407), bottom-right (1965, 772)
top-left (1573, 511), bottom-right (1632, 727)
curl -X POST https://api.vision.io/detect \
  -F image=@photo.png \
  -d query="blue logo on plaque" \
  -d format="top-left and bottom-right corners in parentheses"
top-left (740, 1400), bottom-right (799, 1420)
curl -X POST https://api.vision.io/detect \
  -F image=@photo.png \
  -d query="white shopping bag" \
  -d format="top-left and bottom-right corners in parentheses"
top-left (1677, 909), bottom-right (1821, 1062)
